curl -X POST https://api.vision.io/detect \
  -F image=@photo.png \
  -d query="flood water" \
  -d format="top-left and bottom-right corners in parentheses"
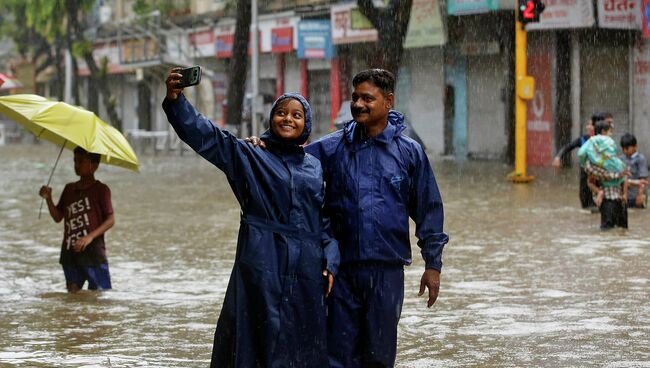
top-left (0, 143), bottom-right (648, 367)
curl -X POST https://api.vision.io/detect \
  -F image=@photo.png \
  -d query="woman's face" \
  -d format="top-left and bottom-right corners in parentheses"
top-left (271, 98), bottom-right (305, 141)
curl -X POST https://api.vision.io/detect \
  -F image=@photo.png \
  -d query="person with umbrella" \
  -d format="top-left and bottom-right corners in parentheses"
top-left (39, 146), bottom-right (115, 292)
top-left (163, 69), bottom-right (339, 367)
top-left (0, 94), bottom-right (139, 293)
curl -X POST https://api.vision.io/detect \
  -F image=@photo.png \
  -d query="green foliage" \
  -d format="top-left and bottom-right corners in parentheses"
top-left (71, 40), bottom-right (93, 58)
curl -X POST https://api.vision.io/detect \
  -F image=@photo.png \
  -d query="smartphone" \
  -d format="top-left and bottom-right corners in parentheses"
top-left (178, 66), bottom-right (202, 88)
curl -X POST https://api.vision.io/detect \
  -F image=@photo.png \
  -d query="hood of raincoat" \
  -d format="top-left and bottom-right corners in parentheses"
top-left (260, 93), bottom-right (312, 152)
top-left (342, 110), bottom-right (407, 143)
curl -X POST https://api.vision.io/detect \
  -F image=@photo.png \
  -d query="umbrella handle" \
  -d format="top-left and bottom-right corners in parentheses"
top-left (39, 142), bottom-right (66, 220)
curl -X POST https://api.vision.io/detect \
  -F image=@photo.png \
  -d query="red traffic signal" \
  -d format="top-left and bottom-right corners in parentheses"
top-left (518, 0), bottom-right (546, 23)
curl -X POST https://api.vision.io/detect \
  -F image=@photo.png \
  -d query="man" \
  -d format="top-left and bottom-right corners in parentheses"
top-left (552, 117), bottom-right (596, 209)
top-left (306, 69), bottom-right (448, 367)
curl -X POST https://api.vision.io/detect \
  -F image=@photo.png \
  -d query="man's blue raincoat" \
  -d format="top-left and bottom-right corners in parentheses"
top-left (163, 93), bottom-right (339, 368)
top-left (306, 110), bottom-right (448, 367)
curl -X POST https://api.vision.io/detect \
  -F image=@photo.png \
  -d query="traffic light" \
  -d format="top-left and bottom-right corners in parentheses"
top-left (518, 0), bottom-right (546, 23)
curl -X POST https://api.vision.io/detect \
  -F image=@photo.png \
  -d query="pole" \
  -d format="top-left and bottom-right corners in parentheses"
top-left (509, 6), bottom-right (535, 183)
top-left (39, 141), bottom-right (66, 219)
top-left (251, 0), bottom-right (259, 137)
top-left (64, 51), bottom-right (72, 104)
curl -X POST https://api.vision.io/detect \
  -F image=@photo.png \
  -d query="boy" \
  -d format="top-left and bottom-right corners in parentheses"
top-left (552, 118), bottom-right (595, 209)
top-left (39, 146), bottom-right (115, 292)
top-left (579, 120), bottom-right (628, 229)
top-left (620, 133), bottom-right (648, 208)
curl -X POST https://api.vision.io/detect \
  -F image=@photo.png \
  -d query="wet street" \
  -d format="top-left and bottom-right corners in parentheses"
top-left (0, 143), bottom-right (648, 367)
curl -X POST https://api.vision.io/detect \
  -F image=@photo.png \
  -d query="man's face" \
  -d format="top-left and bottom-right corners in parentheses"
top-left (350, 81), bottom-right (393, 127)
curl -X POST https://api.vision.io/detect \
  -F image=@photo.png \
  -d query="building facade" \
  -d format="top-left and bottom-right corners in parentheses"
top-left (23, 0), bottom-right (650, 162)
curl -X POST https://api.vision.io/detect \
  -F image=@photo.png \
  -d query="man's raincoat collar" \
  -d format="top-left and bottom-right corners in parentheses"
top-left (343, 110), bottom-right (406, 145)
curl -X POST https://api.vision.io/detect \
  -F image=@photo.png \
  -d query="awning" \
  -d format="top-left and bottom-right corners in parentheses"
top-left (0, 73), bottom-right (23, 90)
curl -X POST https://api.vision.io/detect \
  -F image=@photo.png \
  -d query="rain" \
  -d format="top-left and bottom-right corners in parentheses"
top-left (1, 0), bottom-right (649, 367)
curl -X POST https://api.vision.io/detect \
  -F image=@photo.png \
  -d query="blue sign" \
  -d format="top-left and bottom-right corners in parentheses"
top-left (297, 20), bottom-right (334, 59)
top-left (447, 0), bottom-right (498, 15)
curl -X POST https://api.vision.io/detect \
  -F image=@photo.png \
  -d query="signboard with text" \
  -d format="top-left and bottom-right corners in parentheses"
top-left (271, 27), bottom-right (293, 53)
top-left (189, 29), bottom-right (215, 57)
top-left (527, 0), bottom-right (594, 29)
top-left (298, 20), bottom-right (334, 59)
top-left (598, 0), bottom-right (642, 29)
top-left (331, 3), bottom-right (378, 44)
top-left (405, 0), bottom-right (446, 47)
top-left (447, 0), bottom-right (498, 15)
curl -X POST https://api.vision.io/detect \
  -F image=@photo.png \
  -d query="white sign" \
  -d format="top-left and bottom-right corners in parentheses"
top-left (598, 0), bottom-right (642, 29)
top-left (188, 29), bottom-right (215, 57)
top-left (527, 0), bottom-right (595, 30)
top-left (331, 3), bottom-right (378, 45)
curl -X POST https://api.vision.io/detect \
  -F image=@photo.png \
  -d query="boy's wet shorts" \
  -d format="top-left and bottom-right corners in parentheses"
top-left (62, 263), bottom-right (112, 290)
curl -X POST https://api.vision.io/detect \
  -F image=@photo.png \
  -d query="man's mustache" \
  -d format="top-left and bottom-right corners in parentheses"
top-left (352, 108), bottom-right (369, 115)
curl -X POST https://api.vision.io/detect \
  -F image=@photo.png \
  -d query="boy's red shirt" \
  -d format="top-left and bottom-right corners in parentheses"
top-left (56, 181), bottom-right (113, 266)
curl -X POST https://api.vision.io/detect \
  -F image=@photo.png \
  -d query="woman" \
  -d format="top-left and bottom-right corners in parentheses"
top-left (163, 69), bottom-right (339, 368)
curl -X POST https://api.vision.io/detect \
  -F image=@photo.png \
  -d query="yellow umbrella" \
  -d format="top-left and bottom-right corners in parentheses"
top-left (0, 94), bottom-right (139, 171)
top-left (0, 94), bottom-right (139, 217)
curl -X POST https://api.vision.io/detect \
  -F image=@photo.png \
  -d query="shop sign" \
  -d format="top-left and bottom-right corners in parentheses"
top-left (189, 29), bottom-right (215, 57)
top-left (271, 27), bottom-right (293, 53)
top-left (405, 0), bottom-right (446, 48)
top-left (597, 0), bottom-right (642, 29)
top-left (215, 24), bottom-right (260, 58)
top-left (331, 3), bottom-right (378, 44)
top-left (447, 0), bottom-right (498, 15)
top-left (527, 0), bottom-right (595, 29)
top-left (215, 24), bottom-right (236, 58)
top-left (297, 20), bottom-right (334, 59)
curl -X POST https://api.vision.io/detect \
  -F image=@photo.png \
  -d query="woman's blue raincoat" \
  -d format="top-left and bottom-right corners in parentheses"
top-left (163, 93), bottom-right (339, 368)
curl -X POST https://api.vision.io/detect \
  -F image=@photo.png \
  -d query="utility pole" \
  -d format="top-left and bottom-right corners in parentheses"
top-left (508, 0), bottom-right (544, 183)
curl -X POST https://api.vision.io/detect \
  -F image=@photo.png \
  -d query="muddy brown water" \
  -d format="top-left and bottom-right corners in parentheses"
top-left (0, 144), bottom-right (648, 367)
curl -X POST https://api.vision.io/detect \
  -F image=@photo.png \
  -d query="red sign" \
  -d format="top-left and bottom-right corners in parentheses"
top-left (526, 42), bottom-right (554, 166)
top-left (216, 34), bottom-right (234, 58)
top-left (271, 27), bottom-right (293, 53)
top-left (215, 32), bottom-right (260, 59)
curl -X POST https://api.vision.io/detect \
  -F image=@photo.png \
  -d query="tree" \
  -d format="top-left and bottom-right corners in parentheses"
top-left (1, 0), bottom-right (123, 129)
top-left (225, 0), bottom-right (252, 130)
top-left (356, 0), bottom-right (414, 76)
top-left (0, 0), bottom-right (67, 100)
top-left (64, 0), bottom-right (123, 130)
